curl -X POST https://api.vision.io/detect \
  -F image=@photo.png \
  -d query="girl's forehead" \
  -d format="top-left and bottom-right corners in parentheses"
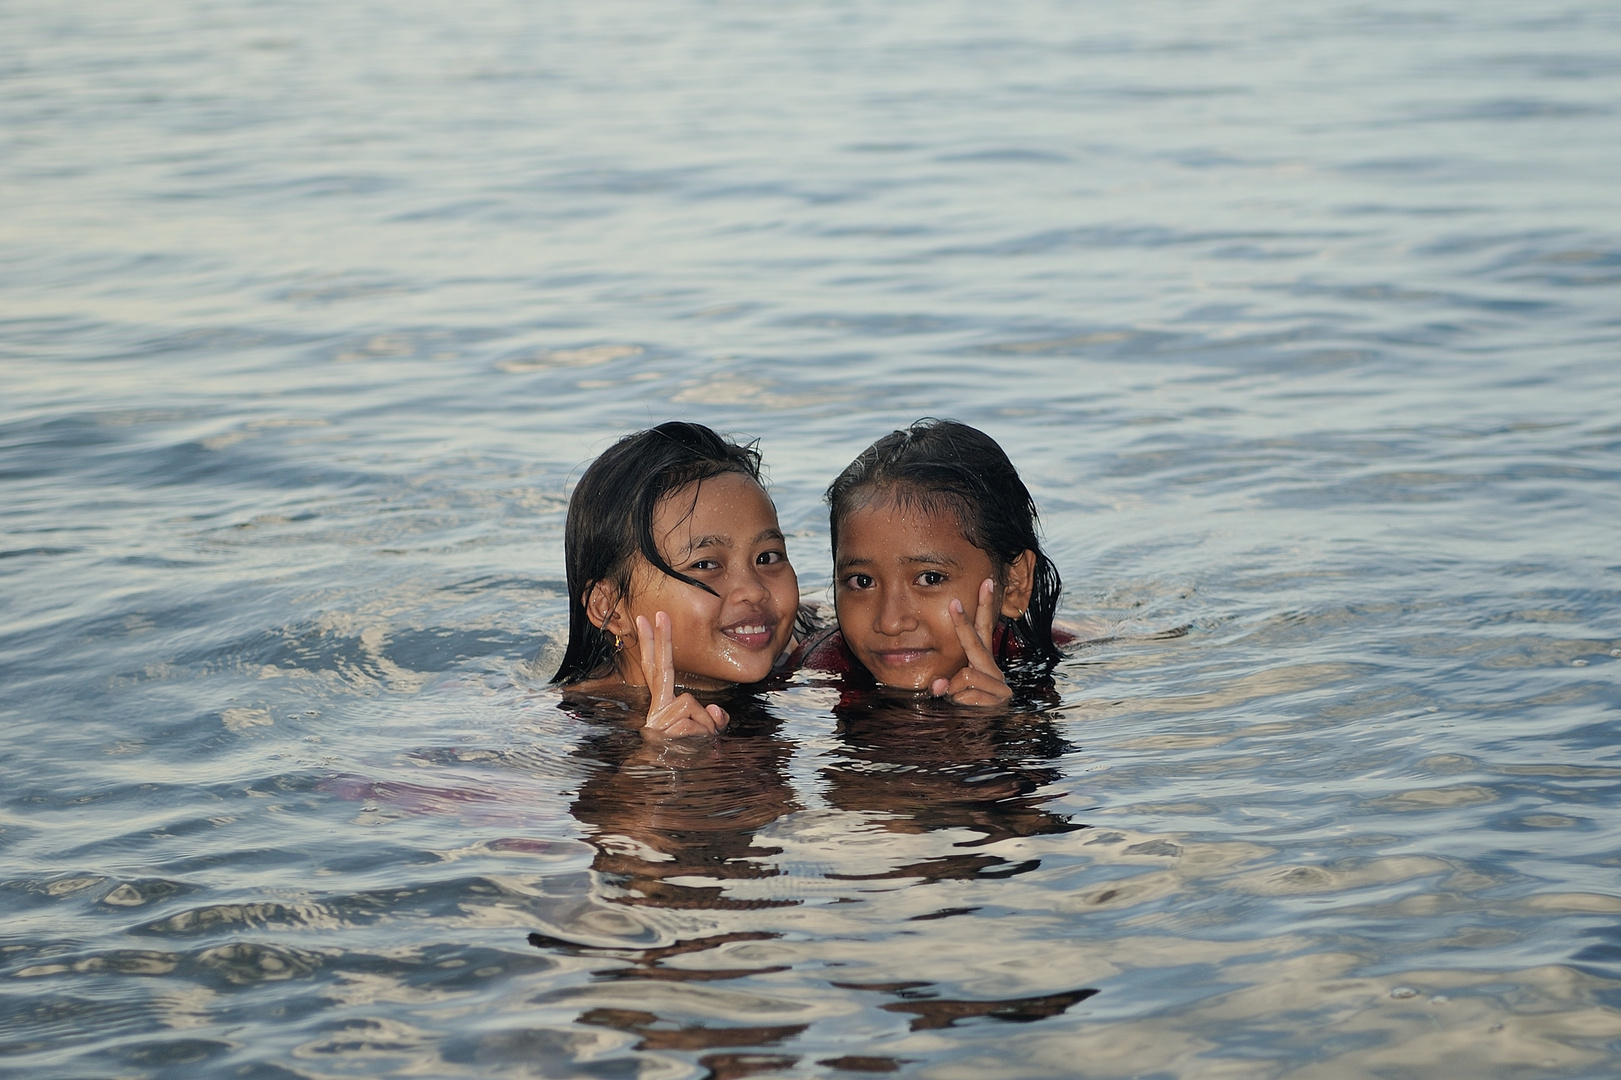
top-left (842, 487), bottom-right (971, 535)
top-left (653, 472), bottom-right (777, 536)
top-left (839, 499), bottom-right (980, 555)
top-left (659, 471), bottom-right (769, 508)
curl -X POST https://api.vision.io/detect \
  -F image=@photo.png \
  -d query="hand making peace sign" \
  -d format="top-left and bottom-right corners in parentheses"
top-left (928, 578), bottom-right (1013, 707)
top-left (635, 611), bottom-right (730, 738)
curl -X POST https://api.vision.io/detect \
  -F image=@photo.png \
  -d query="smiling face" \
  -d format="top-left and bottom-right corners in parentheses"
top-left (594, 471), bottom-right (799, 690)
top-left (834, 495), bottom-right (1031, 690)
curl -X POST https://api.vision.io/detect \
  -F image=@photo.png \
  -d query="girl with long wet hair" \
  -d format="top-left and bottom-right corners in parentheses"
top-left (804, 418), bottom-right (1066, 707)
top-left (552, 421), bottom-right (802, 737)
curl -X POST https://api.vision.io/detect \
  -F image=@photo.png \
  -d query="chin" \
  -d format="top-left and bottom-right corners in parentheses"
top-left (871, 668), bottom-right (934, 691)
top-left (672, 674), bottom-right (724, 692)
top-left (715, 662), bottom-right (775, 686)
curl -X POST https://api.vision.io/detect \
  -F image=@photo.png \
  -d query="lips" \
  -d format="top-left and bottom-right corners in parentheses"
top-left (721, 619), bottom-right (777, 650)
top-left (873, 648), bottom-right (932, 668)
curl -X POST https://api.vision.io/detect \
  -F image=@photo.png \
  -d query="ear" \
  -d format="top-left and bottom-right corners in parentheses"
top-left (999, 549), bottom-right (1037, 619)
top-left (586, 581), bottom-right (631, 638)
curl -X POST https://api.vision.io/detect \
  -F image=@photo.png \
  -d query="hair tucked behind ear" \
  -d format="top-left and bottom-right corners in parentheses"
top-left (552, 422), bottom-right (764, 685)
top-left (825, 418), bottom-right (1063, 670)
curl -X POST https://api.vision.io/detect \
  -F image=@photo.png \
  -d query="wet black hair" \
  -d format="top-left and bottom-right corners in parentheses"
top-left (825, 418), bottom-right (1063, 670)
top-left (551, 421), bottom-right (766, 685)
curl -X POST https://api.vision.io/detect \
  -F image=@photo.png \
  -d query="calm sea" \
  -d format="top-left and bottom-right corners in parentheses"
top-left (3, 1), bottom-right (1620, 1076)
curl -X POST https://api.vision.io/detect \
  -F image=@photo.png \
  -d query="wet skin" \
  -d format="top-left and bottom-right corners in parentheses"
top-left (588, 472), bottom-right (799, 735)
top-left (834, 499), bottom-right (1034, 707)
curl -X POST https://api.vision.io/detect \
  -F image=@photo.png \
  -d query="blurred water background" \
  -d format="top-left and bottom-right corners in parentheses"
top-left (3, 1), bottom-right (1620, 1076)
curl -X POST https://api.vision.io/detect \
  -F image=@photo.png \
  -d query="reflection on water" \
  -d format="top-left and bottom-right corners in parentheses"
top-left (532, 691), bottom-right (1101, 1068)
top-left (4, 0), bottom-right (1621, 1074)
top-left (567, 696), bottom-right (798, 906)
top-left (820, 693), bottom-right (1082, 883)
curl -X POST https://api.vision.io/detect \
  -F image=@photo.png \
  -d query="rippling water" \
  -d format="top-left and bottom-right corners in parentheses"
top-left (4, 1), bottom-right (1620, 1076)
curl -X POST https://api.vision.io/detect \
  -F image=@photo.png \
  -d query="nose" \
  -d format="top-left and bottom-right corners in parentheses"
top-left (875, 585), bottom-right (916, 636)
top-left (726, 559), bottom-right (771, 605)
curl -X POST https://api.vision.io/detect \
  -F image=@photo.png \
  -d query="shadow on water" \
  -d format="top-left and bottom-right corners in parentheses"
top-left (529, 688), bottom-right (1098, 1073)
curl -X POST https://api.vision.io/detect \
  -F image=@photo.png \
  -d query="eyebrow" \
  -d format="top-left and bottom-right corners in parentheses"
top-left (677, 528), bottom-right (785, 558)
top-left (681, 534), bottom-right (728, 556)
top-left (836, 551), bottom-right (958, 571)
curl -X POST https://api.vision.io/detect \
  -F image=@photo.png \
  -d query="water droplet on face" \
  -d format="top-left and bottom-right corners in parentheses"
top-left (1430, 994), bottom-right (1449, 1003)
top-left (1572, 659), bottom-right (1588, 666)
top-left (1389, 986), bottom-right (1418, 999)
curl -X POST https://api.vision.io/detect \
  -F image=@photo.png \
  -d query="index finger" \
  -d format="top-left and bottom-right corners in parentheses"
top-left (635, 614), bottom-right (671, 711)
top-left (656, 610), bottom-right (676, 706)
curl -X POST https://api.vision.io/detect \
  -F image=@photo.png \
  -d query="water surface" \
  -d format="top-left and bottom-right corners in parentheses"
top-left (3, 1), bottom-right (1621, 1076)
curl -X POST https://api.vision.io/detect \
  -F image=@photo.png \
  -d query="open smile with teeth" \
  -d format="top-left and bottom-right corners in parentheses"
top-left (722, 622), bottom-right (776, 649)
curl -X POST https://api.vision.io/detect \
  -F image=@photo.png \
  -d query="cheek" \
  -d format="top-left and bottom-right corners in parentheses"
top-left (924, 606), bottom-right (970, 661)
top-left (770, 575), bottom-right (800, 612)
top-left (832, 592), bottom-right (867, 634)
top-left (660, 595), bottom-right (722, 645)
top-left (774, 586), bottom-right (800, 641)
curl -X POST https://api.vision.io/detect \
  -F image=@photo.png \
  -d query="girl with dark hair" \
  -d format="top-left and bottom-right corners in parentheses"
top-left (552, 422), bottom-right (802, 737)
top-left (802, 418), bottom-right (1066, 707)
